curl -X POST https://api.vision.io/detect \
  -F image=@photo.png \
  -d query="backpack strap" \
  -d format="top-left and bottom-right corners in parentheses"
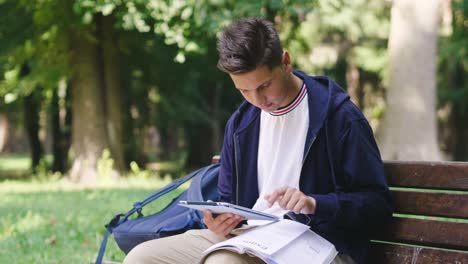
top-left (95, 166), bottom-right (206, 264)
top-left (187, 164), bottom-right (219, 201)
top-left (186, 164), bottom-right (220, 224)
top-left (95, 213), bottom-right (123, 264)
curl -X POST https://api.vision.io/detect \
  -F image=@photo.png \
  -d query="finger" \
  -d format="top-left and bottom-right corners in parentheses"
top-left (267, 187), bottom-right (288, 203)
top-left (278, 188), bottom-right (296, 208)
top-left (217, 215), bottom-right (237, 235)
top-left (302, 196), bottom-right (316, 214)
top-left (292, 198), bottom-right (306, 214)
top-left (265, 187), bottom-right (287, 205)
top-left (203, 210), bottom-right (214, 223)
top-left (208, 214), bottom-right (233, 234)
top-left (222, 217), bottom-right (243, 236)
top-left (286, 192), bottom-right (302, 211)
top-left (214, 213), bottom-right (235, 226)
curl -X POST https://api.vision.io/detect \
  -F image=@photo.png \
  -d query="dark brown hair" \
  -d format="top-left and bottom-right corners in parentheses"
top-left (217, 17), bottom-right (283, 74)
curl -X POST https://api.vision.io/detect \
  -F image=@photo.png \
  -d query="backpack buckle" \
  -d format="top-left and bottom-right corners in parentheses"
top-left (106, 213), bottom-right (124, 229)
top-left (133, 202), bottom-right (144, 218)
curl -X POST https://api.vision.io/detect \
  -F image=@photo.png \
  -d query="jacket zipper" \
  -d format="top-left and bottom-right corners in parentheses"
top-left (302, 135), bottom-right (317, 165)
top-left (233, 134), bottom-right (239, 205)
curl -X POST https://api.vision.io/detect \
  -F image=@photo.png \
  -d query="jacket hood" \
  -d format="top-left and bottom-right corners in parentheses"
top-left (294, 70), bottom-right (350, 137)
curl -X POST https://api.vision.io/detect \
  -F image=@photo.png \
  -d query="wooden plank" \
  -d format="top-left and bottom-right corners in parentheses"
top-left (369, 243), bottom-right (468, 264)
top-left (210, 158), bottom-right (468, 190)
top-left (372, 218), bottom-right (468, 250)
top-left (384, 161), bottom-right (468, 191)
top-left (392, 191), bottom-right (468, 219)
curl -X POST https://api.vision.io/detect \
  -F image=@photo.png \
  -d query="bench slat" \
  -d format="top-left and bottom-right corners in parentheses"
top-left (369, 243), bottom-right (468, 264)
top-left (372, 218), bottom-right (468, 250)
top-left (212, 158), bottom-right (468, 191)
top-left (384, 161), bottom-right (468, 191)
top-left (392, 191), bottom-right (468, 219)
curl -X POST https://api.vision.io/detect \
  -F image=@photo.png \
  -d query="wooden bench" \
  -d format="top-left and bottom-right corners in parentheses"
top-left (368, 161), bottom-right (468, 263)
top-left (212, 156), bottom-right (468, 263)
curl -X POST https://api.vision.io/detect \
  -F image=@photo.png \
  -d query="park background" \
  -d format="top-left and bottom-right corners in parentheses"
top-left (0, 0), bottom-right (467, 263)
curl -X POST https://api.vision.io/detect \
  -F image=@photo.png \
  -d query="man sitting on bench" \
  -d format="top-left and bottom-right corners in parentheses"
top-left (124, 17), bottom-right (393, 264)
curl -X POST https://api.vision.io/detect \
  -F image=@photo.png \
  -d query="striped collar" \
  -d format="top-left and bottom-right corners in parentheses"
top-left (270, 83), bottom-right (307, 116)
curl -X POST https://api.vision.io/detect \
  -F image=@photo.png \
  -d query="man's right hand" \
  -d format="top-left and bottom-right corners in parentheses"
top-left (203, 210), bottom-right (244, 237)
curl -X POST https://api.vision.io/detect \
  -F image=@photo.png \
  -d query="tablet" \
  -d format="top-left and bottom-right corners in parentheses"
top-left (178, 201), bottom-right (279, 221)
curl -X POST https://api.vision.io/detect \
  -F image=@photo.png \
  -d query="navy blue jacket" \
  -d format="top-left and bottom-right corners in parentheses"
top-left (217, 70), bottom-right (393, 264)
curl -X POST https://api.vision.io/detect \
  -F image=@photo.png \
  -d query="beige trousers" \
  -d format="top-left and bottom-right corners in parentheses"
top-left (123, 228), bottom-right (356, 264)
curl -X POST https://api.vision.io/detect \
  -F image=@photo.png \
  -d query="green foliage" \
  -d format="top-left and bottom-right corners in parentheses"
top-left (1, 0), bottom-right (317, 168)
top-left (96, 149), bottom-right (115, 182)
top-left (284, 0), bottom-right (390, 80)
top-left (1, 0), bottom-right (467, 166)
top-left (438, 0), bottom-right (468, 112)
top-left (129, 161), bottom-right (148, 177)
top-left (0, 0), bottom-right (69, 105)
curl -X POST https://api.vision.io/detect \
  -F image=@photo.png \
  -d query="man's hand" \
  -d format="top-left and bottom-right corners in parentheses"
top-left (264, 187), bottom-right (316, 214)
top-left (203, 210), bottom-right (244, 237)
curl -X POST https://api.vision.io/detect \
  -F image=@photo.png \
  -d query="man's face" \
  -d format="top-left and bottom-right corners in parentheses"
top-left (229, 65), bottom-right (292, 113)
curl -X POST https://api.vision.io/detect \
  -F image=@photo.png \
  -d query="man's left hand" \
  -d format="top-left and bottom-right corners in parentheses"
top-left (264, 187), bottom-right (316, 214)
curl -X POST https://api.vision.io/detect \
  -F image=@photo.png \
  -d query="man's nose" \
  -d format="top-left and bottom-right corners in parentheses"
top-left (253, 90), bottom-right (265, 106)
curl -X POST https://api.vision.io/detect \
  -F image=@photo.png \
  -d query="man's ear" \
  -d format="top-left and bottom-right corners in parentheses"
top-left (282, 51), bottom-right (293, 73)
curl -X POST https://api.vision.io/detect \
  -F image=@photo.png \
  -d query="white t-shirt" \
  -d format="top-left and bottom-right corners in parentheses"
top-left (251, 83), bottom-right (309, 223)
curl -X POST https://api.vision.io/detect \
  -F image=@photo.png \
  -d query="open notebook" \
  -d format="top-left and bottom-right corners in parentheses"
top-left (199, 219), bottom-right (338, 264)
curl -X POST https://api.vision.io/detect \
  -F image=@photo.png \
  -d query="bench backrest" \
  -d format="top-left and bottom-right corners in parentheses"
top-left (368, 161), bottom-right (468, 263)
top-left (211, 156), bottom-right (468, 263)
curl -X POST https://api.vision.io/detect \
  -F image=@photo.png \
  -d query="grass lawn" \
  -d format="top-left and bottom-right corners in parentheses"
top-left (0, 177), bottom-right (187, 264)
top-left (0, 154), bottom-right (32, 180)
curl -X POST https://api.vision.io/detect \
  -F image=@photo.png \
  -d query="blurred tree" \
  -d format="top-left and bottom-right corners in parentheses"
top-left (49, 80), bottom-right (71, 173)
top-left (4, 0), bottom-right (464, 178)
top-left (23, 86), bottom-right (44, 171)
top-left (115, 0), bottom-right (312, 167)
top-left (281, 0), bottom-right (390, 133)
top-left (438, 0), bottom-right (468, 161)
top-left (0, 111), bottom-right (7, 152)
top-left (0, 0), bottom-right (72, 172)
top-left (379, 0), bottom-right (442, 160)
top-left (0, 0), bottom-right (120, 182)
top-left (68, 23), bottom-right (113, 183)
top-left (98, 14), bottom-right (126, 172)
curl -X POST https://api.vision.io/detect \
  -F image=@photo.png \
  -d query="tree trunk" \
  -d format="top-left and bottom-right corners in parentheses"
top-left (24, 89), bottom-right (44, 171)
top-left (454, 105), bottom-right (468, 161)
top-left (98, 14), bottom-right (126, 172)
top-left (68, 29), bottom-right (111, 184)
top-left (159, 123), bottom-right (183, 161)
top-left (120, 56), bottom-right (141, 167)
top-left (378, 0), bottom-right (442, 161)
top-left (346, 57), bottom-right (362, 109)
top-left (453, 64), bottom-right (468, 161)
top-left (50, 84), bottom-right (71, 173)
top-left (186, 123), bottom-right (214, 168)
top-left (0, 112), bottom-right (8, 152)
top-left (211, 82), bottom-right (222, 153)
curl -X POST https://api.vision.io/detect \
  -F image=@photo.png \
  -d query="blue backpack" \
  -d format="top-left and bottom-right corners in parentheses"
top-left (95, 163), bottom-right (220, 264)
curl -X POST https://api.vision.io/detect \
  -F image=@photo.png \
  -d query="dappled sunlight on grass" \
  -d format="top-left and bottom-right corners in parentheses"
top-left (0, 176), bottom-right (189, 263)
top-left (0, 174), bottom-right (180, 193)
top-left (0, 154), bottom-right (191, 263)
top-left (1, 211), bottom-right (46, 239)
top-left (0, 154), bottom-right (31, 171)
